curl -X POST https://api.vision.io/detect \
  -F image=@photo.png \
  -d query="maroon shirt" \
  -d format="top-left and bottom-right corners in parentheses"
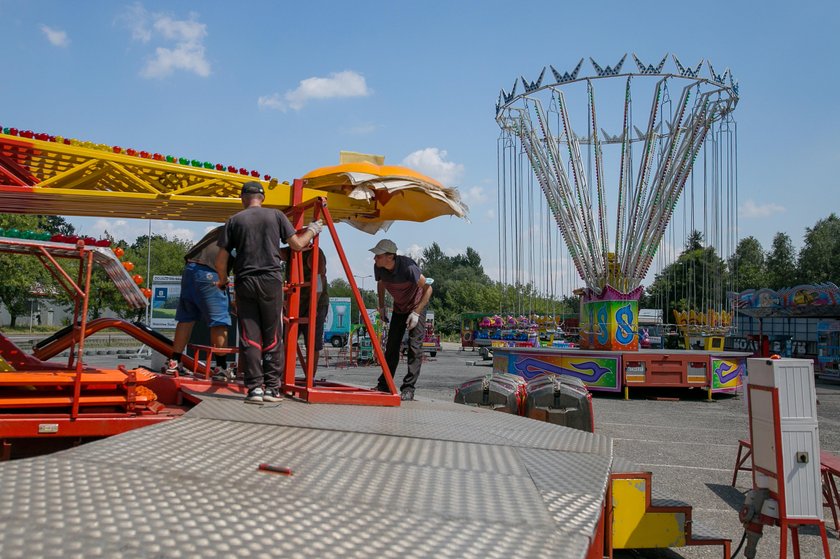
top-left (185, 226), bottom-right (223, 268)
top-left (375, 255), bottom-right (422, 313)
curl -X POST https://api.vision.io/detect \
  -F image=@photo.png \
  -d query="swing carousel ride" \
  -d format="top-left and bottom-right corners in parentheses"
top-left (491, 53), bottom-right (750, 397)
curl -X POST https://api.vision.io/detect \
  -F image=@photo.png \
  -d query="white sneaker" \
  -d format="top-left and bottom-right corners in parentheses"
top-left (263, 387), bottom-right (284, 402)
top-left (211, 365), bottom-right (237, 381)
top-left (165, 358), bottom-right (188, 376)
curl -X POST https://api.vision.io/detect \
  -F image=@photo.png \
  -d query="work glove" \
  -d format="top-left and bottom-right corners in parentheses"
top-left (406, 311), bottom-right (420, 330)
top-left (306, 220), bottom-right (323, 236)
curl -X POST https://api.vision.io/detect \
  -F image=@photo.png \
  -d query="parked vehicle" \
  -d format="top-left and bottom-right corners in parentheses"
top-left (324, 297), bottom-right (351, 347)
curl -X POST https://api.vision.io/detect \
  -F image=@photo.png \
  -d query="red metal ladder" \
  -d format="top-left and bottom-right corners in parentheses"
top-left (282, 179), bottom-right (399, 405)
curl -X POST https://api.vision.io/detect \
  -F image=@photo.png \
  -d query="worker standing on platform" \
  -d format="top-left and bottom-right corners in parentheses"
top-left (215, 181), bottom-right (323, 404)
top-left (167, 226), bottom-right (234, 381)
top-left (370, 239), bottom-right (432, 401)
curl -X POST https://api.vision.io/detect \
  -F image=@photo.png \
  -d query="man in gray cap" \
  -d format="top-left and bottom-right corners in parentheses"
top-left (215, 181), bottom-right (323, 404)
top-left (370, 238), bottom-right (433, 401)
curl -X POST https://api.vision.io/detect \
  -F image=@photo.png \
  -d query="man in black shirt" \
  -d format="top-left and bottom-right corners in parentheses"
top-left (216, 181), bottom-right (323, 404)
top-left (370, 239), bottom-right (433, 401)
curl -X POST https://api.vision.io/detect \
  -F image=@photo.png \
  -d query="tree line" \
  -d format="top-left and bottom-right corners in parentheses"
top-left (0, 214), bottom-right (190, 327)
top-left (4, 212), bottom-right (836, 332)
top-left (312, 243), bottom-right (576, 336)
top-left (0, 213), bottom-right (575, 334)
top-left (643, 213), bottom-right (840, 318)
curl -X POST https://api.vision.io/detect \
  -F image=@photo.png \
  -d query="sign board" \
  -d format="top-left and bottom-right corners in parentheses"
top-left (638, 308), bottom-right (663, 325)
top-left (151, 275), bottom-right (182, 329)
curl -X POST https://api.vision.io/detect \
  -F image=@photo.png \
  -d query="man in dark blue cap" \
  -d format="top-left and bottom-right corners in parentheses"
top-left (215, 181), bottom-right (323, 404)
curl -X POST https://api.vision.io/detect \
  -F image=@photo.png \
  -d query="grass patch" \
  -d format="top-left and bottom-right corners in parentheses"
top-left (152, 308), bottom-right (177, 319)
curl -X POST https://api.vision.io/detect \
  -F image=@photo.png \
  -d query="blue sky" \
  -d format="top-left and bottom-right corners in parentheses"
top-left (1, 1), bottom-right (838, 292)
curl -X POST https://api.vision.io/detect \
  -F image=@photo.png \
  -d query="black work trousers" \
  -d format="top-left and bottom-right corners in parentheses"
top-left (377, 309), bottom-right (426, 392)
top-left (235, 275), bottom-right (284, 392)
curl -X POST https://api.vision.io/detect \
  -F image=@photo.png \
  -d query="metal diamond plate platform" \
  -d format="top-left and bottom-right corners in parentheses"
top-left (0, 395), bottom-right (612, 558)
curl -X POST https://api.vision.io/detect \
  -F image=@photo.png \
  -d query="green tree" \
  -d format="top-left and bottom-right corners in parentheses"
top-left (128, 234), bottom-right (193, 279)
top-left (0, 254), bottom-right (45, 327)
top-left (0, 214), bottom-right (73, 327)
top-left (685, 230), bottom-right (704, 251)
top-left (50, 232), bottom-right (193, 321)
top-left (644, 234), bottom-right (729, 322)
top-left (346, 243), bottom-right (573, 336)
top-left (729, 236), bottom-right (766, 291)
top-left (40, 216), bottom-right (76, 236)
top-left (765, 232), bottom-right (798, 290)
top-left (327, 277), bottom-right (377, 323)
top-left (797, 213), bottom-right (840, 284)
top-left (115, 233), bottom-right (192, 320)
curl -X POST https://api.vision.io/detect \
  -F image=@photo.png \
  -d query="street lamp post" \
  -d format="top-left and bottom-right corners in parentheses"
top-left (353, 274), bottom-right (372, 323)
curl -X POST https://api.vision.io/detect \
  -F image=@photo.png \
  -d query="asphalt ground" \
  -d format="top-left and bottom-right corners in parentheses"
top-left (82, 343), bottom-right (840, 558)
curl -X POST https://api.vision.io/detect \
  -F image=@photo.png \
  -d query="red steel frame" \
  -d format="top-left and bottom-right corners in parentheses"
top-left (0, 239), bottom-right (173, 445)
top-left (282, 179), bottom-right (399, 405)
top-left (0, 238), bottom-right (95, 416)
top-left (747, 383), bottom-right (832, 559)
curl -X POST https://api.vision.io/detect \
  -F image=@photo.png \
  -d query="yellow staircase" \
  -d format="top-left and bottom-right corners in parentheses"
top-left (608, 458), bottom-right (731, 558)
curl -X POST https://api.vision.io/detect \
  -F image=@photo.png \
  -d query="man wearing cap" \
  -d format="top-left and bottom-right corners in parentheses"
top-left (215, 181), bottom-right (323, 404)
top-left (370, 239), bottom-right (433, 401)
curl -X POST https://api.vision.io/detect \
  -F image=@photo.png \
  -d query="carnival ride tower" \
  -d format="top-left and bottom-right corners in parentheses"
top-left (496, 54), bottom-right (739, 350)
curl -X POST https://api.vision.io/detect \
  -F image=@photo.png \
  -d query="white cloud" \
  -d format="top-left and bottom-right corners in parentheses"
top-left (402, 243), bottom-right (424, 262)
top-left (141, 17), bottom-right (209, 78)
top-left (120, 5), bottom-right (210, 78)
top-left (153, 15), bottom-right (206, 43)
top-left (460, 186), bottom-right (488, 205)
top-left (117, 3), bottom-right (152, 42)
top-left (153, 223), bottom-right (197, 242)
top-left (84, 219), bottom-right (196, 244)
top-left (401, 148), bottom-right (464, 186)
top-left (259, 71), bottom-right (371, 111)
top-left (142, 43), bottom-right (210, 78)
top-left (40, 25), bottom-right (69, 47)
top-left (257, 93), bottom-right (284, 110)
top-left (741, 199), bottom-right (785, 219)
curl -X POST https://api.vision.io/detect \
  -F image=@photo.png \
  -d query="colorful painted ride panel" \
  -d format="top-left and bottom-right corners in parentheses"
top-left (580, 298), bottom-right (639, 352)
top-left (731, 282), bottom-right (840, 318)
top-left (494, 347), bottom-right (747, 393)
top-left (710, 355), bottom-right (746, 391)
top-left (493, 348), bottom-right (621, 392)
top-left (817, 320), bottom-right (840, 379)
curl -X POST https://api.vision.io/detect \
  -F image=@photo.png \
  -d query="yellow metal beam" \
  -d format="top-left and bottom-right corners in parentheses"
top-left (0, 132), bottom-right (376, 223)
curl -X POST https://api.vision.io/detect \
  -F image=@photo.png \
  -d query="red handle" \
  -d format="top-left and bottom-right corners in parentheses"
top-left (258, 463), bottom-right (293, 476)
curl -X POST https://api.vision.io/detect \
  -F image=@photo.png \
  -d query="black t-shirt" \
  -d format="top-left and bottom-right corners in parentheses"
top-left (218, 206), bottom-right (296, 280)
top-left (374, 255), bottom-right (422, 313)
